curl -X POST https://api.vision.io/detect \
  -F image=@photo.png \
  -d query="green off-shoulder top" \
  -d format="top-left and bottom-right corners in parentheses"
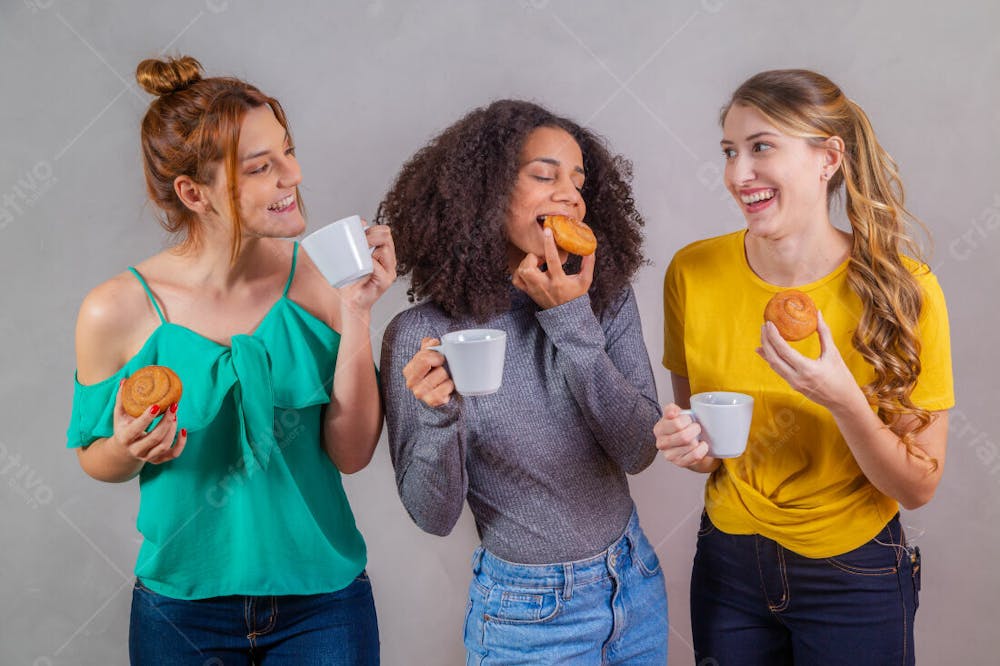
top-left (66, 242), bottom-right (366, 600)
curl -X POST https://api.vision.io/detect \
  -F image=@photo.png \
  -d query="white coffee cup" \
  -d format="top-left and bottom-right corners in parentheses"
top-left (301, 214), bottom-right (374, 288)
top-left (428, 329), bottom-right (507, 396)
top-left (680, 392), bottom-right (754, 458)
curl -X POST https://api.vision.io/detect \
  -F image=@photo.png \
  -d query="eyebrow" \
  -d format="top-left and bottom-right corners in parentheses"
top-left (529, 157), bottom-right (586, 176)
top-left (241, 132), bottom-right (290, 162)
top-left (720, 131), bottom-right (780, 146)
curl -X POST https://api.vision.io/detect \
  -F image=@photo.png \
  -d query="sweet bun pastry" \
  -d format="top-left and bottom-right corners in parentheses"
top-left (542, 215), bottom-right (597, 256)
top-left (122, 365), bottom-right (183, 417)
top-left (764, 290), bottom-right (818, 341)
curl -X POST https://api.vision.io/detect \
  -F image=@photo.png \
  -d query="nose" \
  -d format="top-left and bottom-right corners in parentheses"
top-left (278, 153), bottom-right (302, 189)
top-left (553, 174), bottom-right (583, 208)
top-left (727, 154), bottom-right (755, 187)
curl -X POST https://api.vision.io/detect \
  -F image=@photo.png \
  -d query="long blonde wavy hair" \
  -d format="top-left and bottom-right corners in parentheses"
top-left (723, 69), bottom-right (935, 468)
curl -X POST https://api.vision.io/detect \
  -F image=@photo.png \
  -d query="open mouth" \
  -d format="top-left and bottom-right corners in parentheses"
top-left (740, 188), bottom-right (776, 212)
top-left (267, 194), bottom-right (296, 213)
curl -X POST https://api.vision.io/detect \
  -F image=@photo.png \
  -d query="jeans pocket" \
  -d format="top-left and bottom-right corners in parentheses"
top-left (632, 532), bottom-right (663, 578)
top-left (485, 587), bottom-right (561, 625)
top-left (825, 533), bottom-right (900, 576)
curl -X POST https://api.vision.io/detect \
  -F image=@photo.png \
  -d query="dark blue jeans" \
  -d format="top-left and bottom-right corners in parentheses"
top-left (129, 572), bottom-right (379, 665)
top-left (691, 511), bottom-right (919, 666)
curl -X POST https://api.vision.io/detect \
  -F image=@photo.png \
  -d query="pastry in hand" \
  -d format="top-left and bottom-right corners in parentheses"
top-left (764, 290), bottom-right (818, 341)
top-left (542, 215), bottom-right (597, 256)
top-left (122, 365), bottom-right (183, 417)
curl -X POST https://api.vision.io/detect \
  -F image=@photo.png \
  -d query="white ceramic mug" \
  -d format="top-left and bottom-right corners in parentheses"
top-left (681, 391), bottom-right (754, 458)
top-left (301, 214), bottom-right (374, 288)
top-left (428, 329), bottom-right (507, 396)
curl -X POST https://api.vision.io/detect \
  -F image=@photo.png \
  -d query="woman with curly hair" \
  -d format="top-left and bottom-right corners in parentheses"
top-left (656, 70), bottom-right (954, 664)
top-left (378, 99), bottom-right (668, 663)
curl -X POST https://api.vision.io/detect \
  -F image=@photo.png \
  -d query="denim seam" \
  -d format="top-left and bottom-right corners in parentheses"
top-left (895, 551), bottom-right (909, 665)
top-left (824, 557), bottom-right (898, 576)
top-left (562, 563), bottom-right (574, 601)
top-left (601, 551), bottom-right (625, 662)
top-left (753, 536), bottom-right (770, 611)
top-left (476, 573), bottom-right (608, 590)
top-left (244, 597), bottom-right (255, 650)
top-left (770, 546), bottom-right (790, 613)
top-left (483, 591), bottom-right (562, 625)
top-left (252, 596), bottom-right (278, 637)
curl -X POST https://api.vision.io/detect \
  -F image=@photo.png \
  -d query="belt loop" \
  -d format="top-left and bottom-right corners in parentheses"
top-left (562, 563), bottom-right (574, 601)
top-left (471, 547), bottom-right (484, 575)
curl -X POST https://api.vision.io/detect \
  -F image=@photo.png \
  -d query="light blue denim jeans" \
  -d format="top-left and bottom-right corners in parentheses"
top-left (463, 508), bottom-right (668, 665)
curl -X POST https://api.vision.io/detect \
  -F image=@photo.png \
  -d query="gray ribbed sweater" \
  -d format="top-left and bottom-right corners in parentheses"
top-left (379, 287), bottom-right (661, 563)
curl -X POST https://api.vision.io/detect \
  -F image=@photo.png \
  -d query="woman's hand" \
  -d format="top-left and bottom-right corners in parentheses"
top-left (513, 228), bottom-right (595, 309)
top-left (111, 379), bottom-right (186, 464)
top-left (757, 310), bottom-right (863, 411)
top-left (338, 222), bottom-right (398, 315)
top-left (653, 403), bottom-right (718, 472)
top-left (402, 338), bottom-right (455, 408)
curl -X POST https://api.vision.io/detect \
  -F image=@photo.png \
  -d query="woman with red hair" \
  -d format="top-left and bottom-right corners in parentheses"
top-left (66, 56), bottom-right (394, 664)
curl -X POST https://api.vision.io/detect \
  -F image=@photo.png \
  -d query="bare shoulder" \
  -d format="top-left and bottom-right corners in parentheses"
top-left (291, 243), bottom-right (343, 332)
top-left (74, 269), bottom-right (156, 384)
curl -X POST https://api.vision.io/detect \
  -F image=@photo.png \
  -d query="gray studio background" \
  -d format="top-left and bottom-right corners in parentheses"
top-left (2, 1), bottom-right (997, 664)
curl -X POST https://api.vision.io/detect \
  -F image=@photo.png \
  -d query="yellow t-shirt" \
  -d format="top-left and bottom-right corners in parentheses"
top-left (663, 230), bottom-right (954, 558)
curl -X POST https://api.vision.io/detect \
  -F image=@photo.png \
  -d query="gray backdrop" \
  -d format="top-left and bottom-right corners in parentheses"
top-left (2, 1), bottom-right (997, 664)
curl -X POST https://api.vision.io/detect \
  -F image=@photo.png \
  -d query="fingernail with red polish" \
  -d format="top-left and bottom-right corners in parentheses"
top-left (181, 428), bottom-right (187, 438)
top-left (169, 403), bottom-right (179, 414)
top-left (150, 405), bottom-right (160, 416)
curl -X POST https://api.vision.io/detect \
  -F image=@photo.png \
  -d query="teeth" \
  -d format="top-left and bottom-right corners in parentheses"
top-left (740, 189), bottom-right (775, 205)
top-left (268, 194), bottom-right (294, 211)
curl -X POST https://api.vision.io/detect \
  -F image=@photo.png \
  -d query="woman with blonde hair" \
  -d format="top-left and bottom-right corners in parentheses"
top-left (655, 69), bottom-right (953, 665)
top-left (67, 56), bottom-right (394, 664)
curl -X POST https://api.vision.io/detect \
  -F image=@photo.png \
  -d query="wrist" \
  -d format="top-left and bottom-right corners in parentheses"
top-left (338, 303), bottom-right (372, 327)
top-left (826, 384), bottom-right (872, 420)
top-left (690, 456), bottom-right (721, 474)
top-left (104, 435), bottom-right (142, 466)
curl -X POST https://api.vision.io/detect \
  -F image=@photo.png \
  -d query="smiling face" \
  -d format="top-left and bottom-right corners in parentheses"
top-left (504, 126), bottom-right (586, 268)
top-left (721, 104), bottom-right (835, 240)
top-left (204, 104), bottom-right (305, 239)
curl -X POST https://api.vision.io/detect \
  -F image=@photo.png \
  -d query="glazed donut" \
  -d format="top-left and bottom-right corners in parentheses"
top-left (122, 365), bottom-right (183, 417)
top-left (542, 215), bottom-right (597, 256)
top-left (764, 290), bottom-right (818, 341)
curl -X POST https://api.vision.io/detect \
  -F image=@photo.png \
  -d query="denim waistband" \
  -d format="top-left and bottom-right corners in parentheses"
top-left (471, 506), bottom-right (643, 592)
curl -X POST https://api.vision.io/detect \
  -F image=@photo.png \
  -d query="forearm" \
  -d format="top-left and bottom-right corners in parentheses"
top-left (323, 310), bottom-right (382, 474)
top-left (380, 310), bottom-right (472, 535)
top-left (394, 416), bottom-right (468, 535)
top-left (537, 294), bottom-right (661, 473)
top-left (829, 389), bottom-right (942, 509)
top-left (76, 437), bottom-right (143, 483)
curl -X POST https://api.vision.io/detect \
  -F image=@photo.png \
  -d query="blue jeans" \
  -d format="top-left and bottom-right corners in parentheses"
top-left (691, 511), bottom-right (920, 666)
top-left (129, 572), bottom-right (379, 665)
top-left (463, 508), bottom-right (669, 665)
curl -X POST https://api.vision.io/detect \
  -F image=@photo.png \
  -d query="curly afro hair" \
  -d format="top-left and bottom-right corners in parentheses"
top-left (376, 99), bottom-right (646, 321)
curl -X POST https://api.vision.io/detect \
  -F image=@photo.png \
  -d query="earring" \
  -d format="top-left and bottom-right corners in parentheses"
top-left (821, 171), bottom-right (831, 181)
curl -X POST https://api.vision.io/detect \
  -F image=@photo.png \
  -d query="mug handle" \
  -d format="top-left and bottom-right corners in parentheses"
top-left (678, 408), bottom-right (697, 422)
top-left (426, 344), bottom-right (444, 354)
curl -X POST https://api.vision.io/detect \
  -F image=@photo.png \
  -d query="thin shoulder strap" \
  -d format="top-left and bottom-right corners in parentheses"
top-left (127, 267), bottom-right (167, 324)
top-left (282, 242), bottom-right (299, 297)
